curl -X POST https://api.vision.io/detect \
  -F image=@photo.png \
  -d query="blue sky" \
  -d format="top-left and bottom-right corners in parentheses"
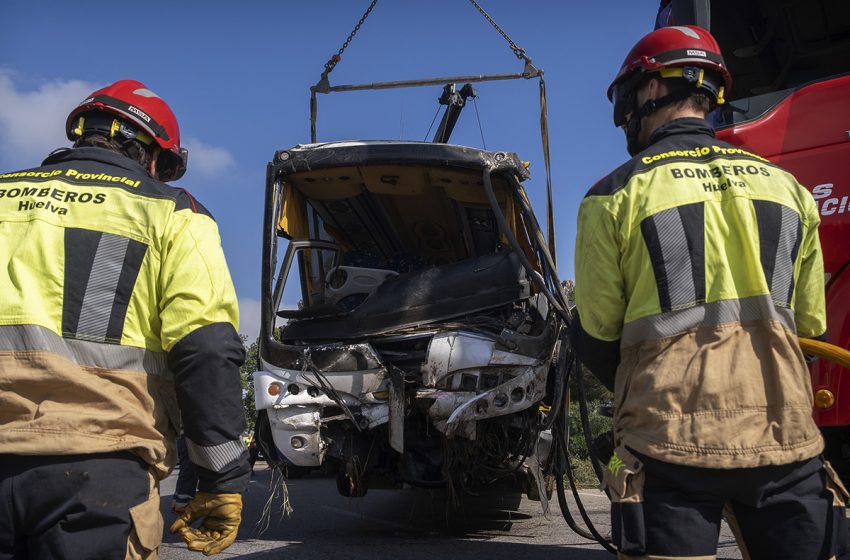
top-left (1, 0), bottom-right (659, 340)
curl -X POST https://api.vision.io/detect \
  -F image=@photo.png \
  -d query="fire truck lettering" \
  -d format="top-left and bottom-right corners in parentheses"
top-left (812, 183), bottom-right (834, 200)
top-left (821, 198), bottom-right (839, 216)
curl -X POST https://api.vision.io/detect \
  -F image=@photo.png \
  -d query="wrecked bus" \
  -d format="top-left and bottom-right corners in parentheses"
top-left (252, 140), bottom-right (564, 499)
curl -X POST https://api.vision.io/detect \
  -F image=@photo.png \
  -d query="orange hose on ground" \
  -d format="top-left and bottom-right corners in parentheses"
top-left (798, 338), bottom-right (850, 370)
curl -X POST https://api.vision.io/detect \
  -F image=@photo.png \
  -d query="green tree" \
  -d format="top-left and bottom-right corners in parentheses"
top-left (240, 337), bottom-right (259, 433)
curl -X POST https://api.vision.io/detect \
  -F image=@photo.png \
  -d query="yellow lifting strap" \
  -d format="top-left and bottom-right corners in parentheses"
top-left (798, 338), bottom-right (850, 370)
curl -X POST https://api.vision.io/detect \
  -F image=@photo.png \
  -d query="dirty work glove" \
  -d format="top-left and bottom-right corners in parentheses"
top-left (169, 492), bottom-right (242, 555)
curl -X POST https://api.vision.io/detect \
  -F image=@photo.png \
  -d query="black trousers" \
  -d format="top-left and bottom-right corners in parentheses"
top-left (0, 452), bottom-right (150, 560)
top-left (173, 434), bottom-right (198, 505)
top-left (610, 449), bottom-right (850, 559)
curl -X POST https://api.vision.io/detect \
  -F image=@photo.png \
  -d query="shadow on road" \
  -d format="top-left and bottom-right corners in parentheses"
top-left (162, 466), bottom-right (540, 534)
top-left (204, 540), bottom-right (612, 560)
top-left (157, 465), bottom-right (734, 559)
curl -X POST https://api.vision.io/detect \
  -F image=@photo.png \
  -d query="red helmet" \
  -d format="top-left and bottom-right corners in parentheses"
top-left (66, 79), bottom-right (188, 181)
top-left (608, 25), bottom-right (732, 126)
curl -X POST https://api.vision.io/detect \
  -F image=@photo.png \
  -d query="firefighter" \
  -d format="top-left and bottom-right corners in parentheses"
top-left (0, 80), bottom-right (249, 558)
top-left (573, 26), bottom-right (850, 558)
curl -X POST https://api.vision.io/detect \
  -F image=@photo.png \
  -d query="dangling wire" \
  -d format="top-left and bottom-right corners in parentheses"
top-left (255, 465), bottom-right (293, 535)
top-left (399, 98), bottom-right (405, 140)
top-left (423, 104), bottom-right (442, 141)
top-left (472, 96), bottom-right (487, 149)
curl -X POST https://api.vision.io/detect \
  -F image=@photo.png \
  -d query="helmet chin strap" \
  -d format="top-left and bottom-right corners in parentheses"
top-left (624, 116), bottom-right (644, 158)
top-left (624, 89), bottom-right (693, 156)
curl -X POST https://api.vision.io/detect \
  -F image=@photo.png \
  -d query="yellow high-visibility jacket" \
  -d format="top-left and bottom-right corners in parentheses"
top-left (0, 147), bottom-right (249, 492)
top-left (574, 118), bottom-right (826, 469)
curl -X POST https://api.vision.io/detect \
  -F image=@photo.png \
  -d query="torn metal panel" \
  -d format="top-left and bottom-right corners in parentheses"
top-left (495, 321), bottom-right (557, 359)
top-left (388, 368), bottom-right (405, 453)
top-left (254, 366), bottom-right (384, 410)
top-left (424, 331), bottom-right (540, 390)
top-left (425, 332), bottom-right (494, 387)
top-left (255, 342), bottom-right (386, 405)
top-left (359, 403), bottom-right (389, 428)
top-left (445, 362), bottom-right (548, 428)
top-left (267, 406), bottom-right (325, 467)
top-left (527, 429), bottom-right (554, 513)
top-left (424, 390), bottom-right (478, 420)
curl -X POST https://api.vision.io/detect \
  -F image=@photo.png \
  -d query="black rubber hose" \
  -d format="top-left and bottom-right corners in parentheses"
top-left (508, 175), bottom-right (571, 313)
top-left (541, 329), bottom-right (569, 431)
top-left (553, 401), bottom-right (617, 553)
top-left (552, 352), bottom-right (616, 553)
top-left (554, 447), bottom-right (599, 541)
top-left (552, 377), bottom-right (597, 541)
top-left (481, 167), bottom-right (570, 323)
top-left (555, 429), bottom-right (617, 554)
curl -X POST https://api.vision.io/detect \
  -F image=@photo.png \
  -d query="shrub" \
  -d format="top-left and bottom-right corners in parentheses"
top-left (566, 399), bottom-right (613, 488)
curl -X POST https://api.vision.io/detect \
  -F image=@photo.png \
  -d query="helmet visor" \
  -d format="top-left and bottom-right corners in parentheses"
top-left (157, 147), bottom-right (188, 182)
top-left (612, 83), bottom-right (629, 127)
top-left (611, 71), bottom-right (649, 127)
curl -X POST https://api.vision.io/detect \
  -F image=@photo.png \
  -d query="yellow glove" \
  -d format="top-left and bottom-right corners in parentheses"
top-left (169, 492), bottom-right (242, 556)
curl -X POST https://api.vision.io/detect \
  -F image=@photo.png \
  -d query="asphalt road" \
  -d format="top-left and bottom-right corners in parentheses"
top-left (158, 463), bottom-right (744, 559)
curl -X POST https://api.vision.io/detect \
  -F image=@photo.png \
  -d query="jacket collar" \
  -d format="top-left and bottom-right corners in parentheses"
top-left (42, 147), bottom-right (150, 176)
top-left (647, 117), bottom-right (715, 147)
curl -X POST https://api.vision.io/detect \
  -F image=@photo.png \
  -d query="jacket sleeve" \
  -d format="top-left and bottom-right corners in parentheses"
top-left (574, 196), bottom-right (625, 390)
top-left (794, 197), bottom-right (827, 339)
top-left (571, 311), bottom-right (618, 392)
top-left (160, 207), bottom-right (250, 494)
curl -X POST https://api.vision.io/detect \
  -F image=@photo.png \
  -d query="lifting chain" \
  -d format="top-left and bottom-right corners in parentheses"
top-left (467, 0), bottom-right (532, 63)
top-left (320, 0), bottom-right (379, 82)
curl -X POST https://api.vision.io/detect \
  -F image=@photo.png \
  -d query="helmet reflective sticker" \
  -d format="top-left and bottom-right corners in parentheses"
top-left (669, 26), bottom-right (701, 39)
top-left (132, 88), bottom-right (160, 99)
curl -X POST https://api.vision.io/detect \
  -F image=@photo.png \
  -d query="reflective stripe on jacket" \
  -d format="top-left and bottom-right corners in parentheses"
top-left (0, 147), bottom-right (249, 492)
top-left (574, 118), bottom-right (826, 469)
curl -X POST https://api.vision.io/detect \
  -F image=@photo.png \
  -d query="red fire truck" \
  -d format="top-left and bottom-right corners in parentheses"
top-left (660, 0), bottom-right (850, 477)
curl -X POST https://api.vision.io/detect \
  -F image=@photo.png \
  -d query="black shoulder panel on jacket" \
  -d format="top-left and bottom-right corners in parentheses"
top-left (175, 188), bottom-right (214, 219)
top-left (585, 157), bottom-right (647, 198)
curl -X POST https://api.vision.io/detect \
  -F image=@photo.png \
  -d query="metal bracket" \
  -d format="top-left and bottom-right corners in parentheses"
top-left (388, 367), bottom-right (404, 453)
